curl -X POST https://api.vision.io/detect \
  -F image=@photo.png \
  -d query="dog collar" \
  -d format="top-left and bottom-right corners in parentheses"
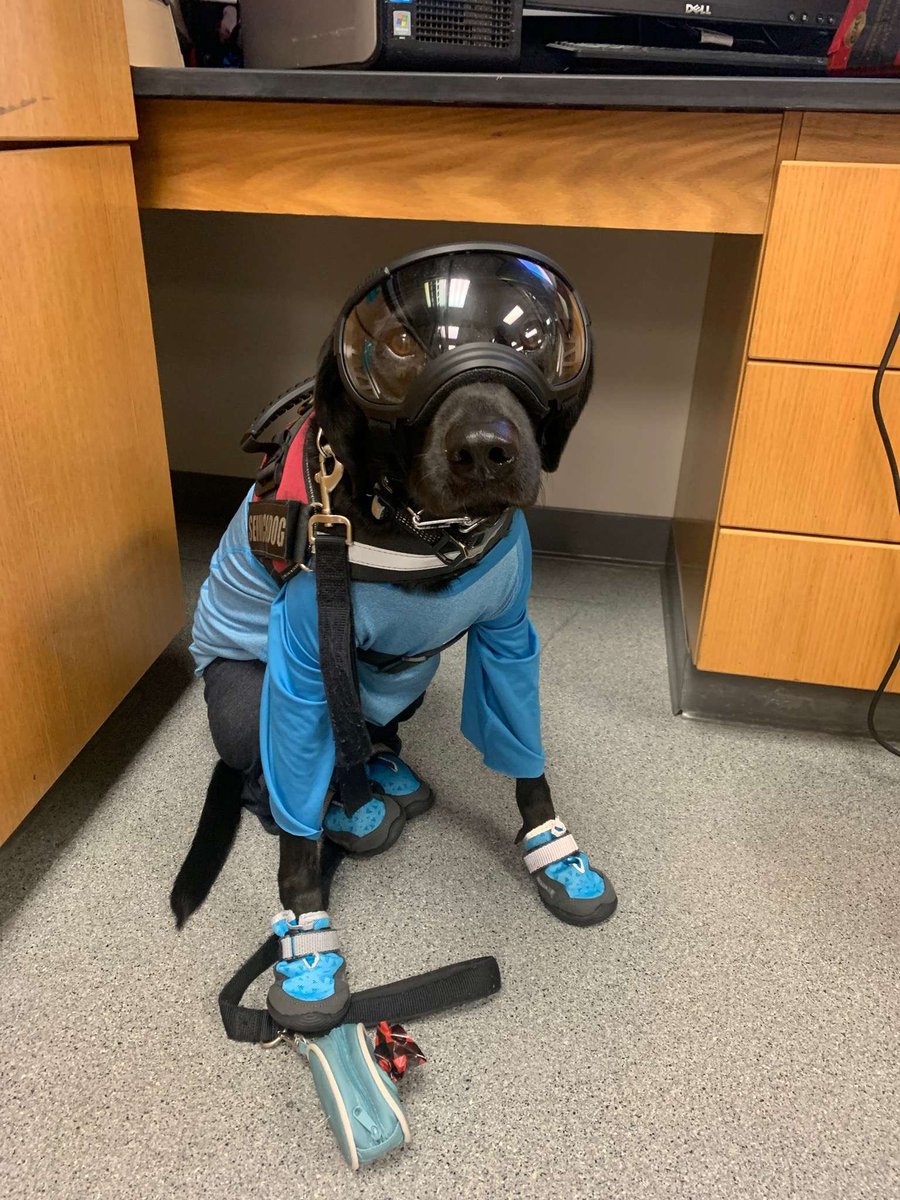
top-left (247, 400), bottom-right (514, 586)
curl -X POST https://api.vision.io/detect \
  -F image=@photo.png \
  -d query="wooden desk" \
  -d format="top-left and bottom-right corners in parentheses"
top-left (131, 84), bottom-right (900, 700)
top-left (4, 24), bottom-right (900, 842)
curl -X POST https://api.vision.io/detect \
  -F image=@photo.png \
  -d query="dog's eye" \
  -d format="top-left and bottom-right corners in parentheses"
top-left (387, 329), bottom-right (416, 358)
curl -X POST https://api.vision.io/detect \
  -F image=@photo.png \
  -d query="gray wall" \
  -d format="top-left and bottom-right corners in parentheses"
top-left (141, 212), bottom-right (712, 518)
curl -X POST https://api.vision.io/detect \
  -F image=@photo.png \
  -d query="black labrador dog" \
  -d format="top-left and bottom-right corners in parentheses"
top-left (173, 244), bottom-right (617, 1031)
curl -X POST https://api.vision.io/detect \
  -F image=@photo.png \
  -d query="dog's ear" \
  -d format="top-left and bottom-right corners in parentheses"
top-left (539, 365), bottom-right (593, 473)
top-left (314, 340), bottom-right (371, 496)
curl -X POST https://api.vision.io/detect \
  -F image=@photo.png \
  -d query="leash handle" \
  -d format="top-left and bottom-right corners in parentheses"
top-left (218, 938), bottom-right (502, 1045)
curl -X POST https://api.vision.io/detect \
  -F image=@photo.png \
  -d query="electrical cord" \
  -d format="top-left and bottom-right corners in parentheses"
top-left (866, 308), bottom-right (900, 756)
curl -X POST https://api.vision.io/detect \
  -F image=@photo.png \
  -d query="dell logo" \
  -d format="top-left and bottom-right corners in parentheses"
top-left (685, 2), bottom-right (712, 11)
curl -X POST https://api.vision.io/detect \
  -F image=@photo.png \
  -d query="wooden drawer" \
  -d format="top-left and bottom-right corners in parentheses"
top-left (721, 362), bottom-right (900, 542)
top-left (133, 103), bottom-right (781, 234)
top-left (0, 145), bottom-right (182, 843)
top-left (2, 0), bottom-right (136, 142)
top-left (698, 529), bottom-right (900, 691)
top-left (750, 162), bottom-right (900, 369)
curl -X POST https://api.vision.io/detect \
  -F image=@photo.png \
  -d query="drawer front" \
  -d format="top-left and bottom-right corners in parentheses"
top-left (3, 1), bottom-right (135, 142)
top-left (698, 529), bottom-right (900, 691)
top-left (750, 162), bottom-right (900, 369)
top-left (133, 102), bottom-right (781, 234)
top-left (721, 362), bottom-right (900, 543)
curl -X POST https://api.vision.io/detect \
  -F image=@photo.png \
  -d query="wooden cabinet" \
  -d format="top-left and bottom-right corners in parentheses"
top-left (698, 530), bottom-right (900, 692)
top-left (749, 162), bottom-right (900, 369)
top-left (2, 0), bottom-right (136, 142)
top-left (677, 132), bottom-right (900, 696)
top-left (0, 145), bottom-right (182, 843)
top-left (721, 362), bottom-right (900, 543)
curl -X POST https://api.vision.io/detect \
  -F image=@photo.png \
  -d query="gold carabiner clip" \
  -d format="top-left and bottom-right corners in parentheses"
top-left (308, 429), bottom-right (353, 546)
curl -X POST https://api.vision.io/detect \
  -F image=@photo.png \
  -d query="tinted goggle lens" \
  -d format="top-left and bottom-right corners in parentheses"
top-left (339, 254), bottom-right (587, 413)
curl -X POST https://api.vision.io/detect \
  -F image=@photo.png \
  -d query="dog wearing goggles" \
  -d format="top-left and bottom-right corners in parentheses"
top-left (174, 244), bottom-right (618, 1034)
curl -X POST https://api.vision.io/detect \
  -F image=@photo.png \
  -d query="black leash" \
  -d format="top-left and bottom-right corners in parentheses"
top-left (228, 405), bottom-right (505, 1048)
top-left (306, 431), bottom-right (501, 810)
top-left (217, 823), bottom-right (502, 1043)
top-left (218, 942), bottom-right (501, 1044)
top-left (309, 434), bottom-right (509, 809)
top-left (314, 527), bottom-right (373, 814)
top-left (306, 431), bottom-right (376, 816)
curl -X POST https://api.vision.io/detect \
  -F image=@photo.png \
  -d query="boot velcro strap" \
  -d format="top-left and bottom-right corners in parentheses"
top-left (523, 834), bottom-right (579, 874)
top-left (280, 929), bottom-right (341, 960)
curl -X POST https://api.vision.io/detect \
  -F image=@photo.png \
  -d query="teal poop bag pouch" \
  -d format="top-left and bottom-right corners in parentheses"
top-left (300, 1023), bottom-right (413, 1170)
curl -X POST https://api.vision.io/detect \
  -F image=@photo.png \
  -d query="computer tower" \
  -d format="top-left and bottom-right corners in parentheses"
top-left (242, 0), bottom-right (524, 69)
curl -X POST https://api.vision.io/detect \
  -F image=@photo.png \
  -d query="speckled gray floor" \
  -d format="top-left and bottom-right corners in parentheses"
top-left (2, 525), bottom-right (899, 1200)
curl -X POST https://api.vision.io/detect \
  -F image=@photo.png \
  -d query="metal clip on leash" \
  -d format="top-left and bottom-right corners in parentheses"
top-left (308, 428), bottom-right (353, 547)
top-left (260, 1029), bottom-right (305, 1051)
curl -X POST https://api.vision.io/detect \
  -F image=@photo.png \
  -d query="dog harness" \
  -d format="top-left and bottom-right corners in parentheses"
top-left (190, 382), bottom-right (546, 836)
top-left (239, 379), bottom-right (525, 813)
top-left (242, 378), bottom-right (513, 589)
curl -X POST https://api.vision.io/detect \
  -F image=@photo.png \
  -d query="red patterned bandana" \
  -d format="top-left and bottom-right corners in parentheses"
top-left (373, 1022), bottom-right (427, 1082)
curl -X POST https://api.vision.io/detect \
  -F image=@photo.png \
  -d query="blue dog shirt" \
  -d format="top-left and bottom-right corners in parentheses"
top-left (191, 490), bottom-right (545, 838)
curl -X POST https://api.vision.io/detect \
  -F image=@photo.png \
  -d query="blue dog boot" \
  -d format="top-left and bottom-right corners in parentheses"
top-left (324, 790), bottom-right (406, 856)
top-left (523, 818), bottom-right (617, 927)
top-left (267, 910), bottom-right (351, 1034)
top-left (367, 748), bottom-right (434, 819)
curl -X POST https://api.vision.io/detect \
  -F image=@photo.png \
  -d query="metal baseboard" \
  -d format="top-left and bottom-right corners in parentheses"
top-left (661, 540), bottom-right (900, 740)
top-left (525, 506), bottom-right (671, 565)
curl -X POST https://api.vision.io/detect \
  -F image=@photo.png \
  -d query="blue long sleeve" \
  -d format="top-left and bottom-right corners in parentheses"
top-left (461, 547), bottom-right (545, 780)
top-left (258, 509), bottom-right (544, 837)
top-left (259, 572), bottom-right (335, 839)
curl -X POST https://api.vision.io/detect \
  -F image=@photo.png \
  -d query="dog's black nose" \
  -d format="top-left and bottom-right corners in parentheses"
top-left (445, 420), bottom-right (519, 479)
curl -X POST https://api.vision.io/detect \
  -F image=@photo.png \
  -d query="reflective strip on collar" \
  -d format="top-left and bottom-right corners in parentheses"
top-left (346, 512), bottom-right (508, 576)
top-left (280, 929), bottom-right (341, 960)
top-left (523, 833), bottom-right (579, 874)
top-left (348, 541), bottom-right (463, 573)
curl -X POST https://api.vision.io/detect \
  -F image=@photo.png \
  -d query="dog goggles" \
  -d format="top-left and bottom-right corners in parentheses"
top-left (335, 244), bottom-right (591, 425)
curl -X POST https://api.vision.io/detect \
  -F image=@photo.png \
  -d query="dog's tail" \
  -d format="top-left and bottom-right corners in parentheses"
top-left (170, 760), bottom-right (244, 929)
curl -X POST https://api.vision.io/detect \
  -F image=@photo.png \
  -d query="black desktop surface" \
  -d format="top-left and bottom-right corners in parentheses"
top-left (132, 66), bottom-right (900, 113)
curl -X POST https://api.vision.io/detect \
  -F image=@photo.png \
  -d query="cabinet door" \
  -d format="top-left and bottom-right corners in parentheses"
top-left (3, 0), bottom-right (136, 142)
top-left (749, 162), bottom-right (900, 369)
top-left (0, 145), bottom-right (182, 843)
top-left (721, 362), bottom-right (900, 543)
top-left (698, 529), bottom-right (900, 691)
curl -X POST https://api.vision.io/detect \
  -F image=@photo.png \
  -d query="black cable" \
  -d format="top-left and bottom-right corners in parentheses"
top-left (866, 309), bottom-right (900, 756)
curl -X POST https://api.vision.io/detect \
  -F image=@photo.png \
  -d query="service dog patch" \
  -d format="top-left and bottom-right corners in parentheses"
top-left (247, 500), bottom-right (305, 562)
